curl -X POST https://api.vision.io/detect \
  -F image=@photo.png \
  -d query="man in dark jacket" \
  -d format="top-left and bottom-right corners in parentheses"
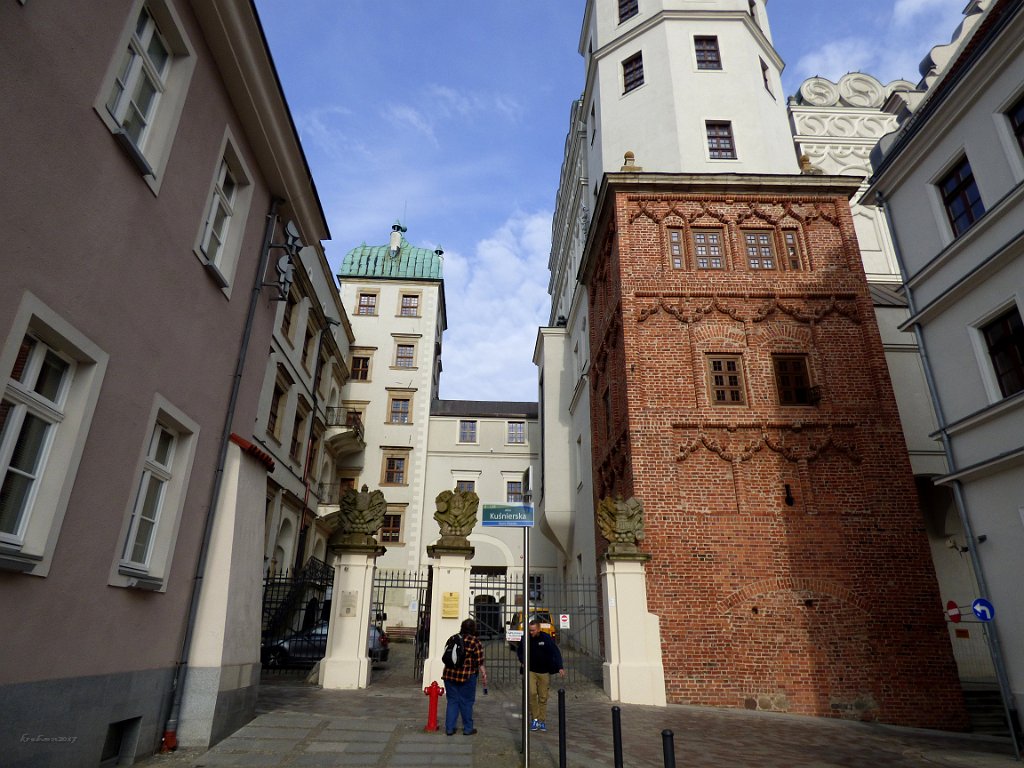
top-left (517, 618), bottom-right (565, 732)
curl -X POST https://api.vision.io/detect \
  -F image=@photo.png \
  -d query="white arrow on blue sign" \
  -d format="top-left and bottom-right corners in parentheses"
top-left (972, 598), bottom-right (995, 622)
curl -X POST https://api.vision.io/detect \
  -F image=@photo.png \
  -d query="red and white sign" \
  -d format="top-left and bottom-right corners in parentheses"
top-left (947, 600), bottom-right (962, 623)
top-left (559, 613), bottom-right (570, 629)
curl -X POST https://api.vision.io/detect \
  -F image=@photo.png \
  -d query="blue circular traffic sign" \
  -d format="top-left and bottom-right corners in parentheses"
top-left (972, 598), bottom-right (995, 622)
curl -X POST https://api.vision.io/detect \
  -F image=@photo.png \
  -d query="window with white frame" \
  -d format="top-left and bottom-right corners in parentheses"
top-left (1, 337), bottom-right (73, 546)
top-left (194, 135), bottom-right (253, 292)
top-left (120, 423), bottom-right (175, 568)
top-left (1, 297), bottom-right (108, 577)
top-left (95, 0), bottom-right (197, 190)
top-left (456, 479), bottom-right (476, 494)
top-left (112, 397), bottom-right (198, 589)
top-left (507, 421), bottom-right (526, 444)
top-left (459, 419), bottom-right (478, 443)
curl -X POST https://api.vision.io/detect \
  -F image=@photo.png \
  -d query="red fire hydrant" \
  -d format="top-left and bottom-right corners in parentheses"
top-left (423, 681), bottom-right (445, 732)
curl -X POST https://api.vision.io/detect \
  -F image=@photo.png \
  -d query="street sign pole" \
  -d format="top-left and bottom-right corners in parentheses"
top-left (522, 523), bottom-right (530, 767)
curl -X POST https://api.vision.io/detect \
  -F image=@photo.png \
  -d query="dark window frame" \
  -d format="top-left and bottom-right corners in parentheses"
top-left (623, 52), bottom-right (644, 94)
top-left (692, 229), bottom-right (725, 270)
top-left (773, 355), bottom-right (814, 406)
top-left (1009, 93), bottom-right (1024, 155)
top-left (694, 36), bottom-right (722, 70)
top-left (706, 121), bottom-right (736, 159)
top-left (707, 355), bottom-right (746, 405)
top-left (618, 0), bottom-right (639, 23)
top-left (939, 156), bottom-right (985, 237)
top-left (982, 306), bottom-right (1024, 398)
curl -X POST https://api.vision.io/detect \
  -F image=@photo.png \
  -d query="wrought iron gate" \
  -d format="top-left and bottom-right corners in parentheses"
top-left (371, 568), bottom-right (431, 679)
top-left (260, 557), bottom-right (333, 675)
top-left (468, 573), bottom-right (603, 689)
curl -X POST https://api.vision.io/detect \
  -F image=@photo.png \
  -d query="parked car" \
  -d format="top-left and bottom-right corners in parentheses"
top-left (261, 620), bottom-right (389, 668)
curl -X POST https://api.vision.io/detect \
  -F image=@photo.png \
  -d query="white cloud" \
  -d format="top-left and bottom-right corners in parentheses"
top-left (793, 37), bottom-right (878, 85)
top-left (892, 0), bottom-right (954, 27)
top-left (438, 211), bottom-right (552, 402)
top-left (382, 103), bottom-right (437, 145)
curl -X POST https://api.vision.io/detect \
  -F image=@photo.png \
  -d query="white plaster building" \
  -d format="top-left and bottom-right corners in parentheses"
top-left (789, 72), bottom-right (996, 688)
top-left (864, 0), bottom-right (1024, 740)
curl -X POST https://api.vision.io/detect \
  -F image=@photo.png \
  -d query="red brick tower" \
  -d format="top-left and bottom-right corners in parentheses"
top-left (582, 172), bottom-right (966, 728)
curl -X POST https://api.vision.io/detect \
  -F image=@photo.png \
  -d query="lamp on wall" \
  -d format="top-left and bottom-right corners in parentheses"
top-left (262, 220), bottom-right (304, 300)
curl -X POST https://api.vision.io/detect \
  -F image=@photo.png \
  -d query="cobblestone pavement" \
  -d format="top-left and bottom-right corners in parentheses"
top-left (137, 644), bottom-right (1017, 768)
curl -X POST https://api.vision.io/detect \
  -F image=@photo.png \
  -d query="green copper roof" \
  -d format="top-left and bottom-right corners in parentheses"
top-left (338, 237), bottom-right (444, 280)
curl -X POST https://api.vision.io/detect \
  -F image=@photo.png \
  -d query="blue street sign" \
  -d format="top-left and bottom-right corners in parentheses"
top-left (481, 503), bottom-right (535, 527)
top-left (972, 598), bottom-right (995, 622)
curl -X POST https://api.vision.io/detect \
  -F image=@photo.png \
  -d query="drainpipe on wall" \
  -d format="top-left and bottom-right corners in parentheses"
top-left (160, 198), bottom-right (284, 751)
top-left (876, 192), bottom-right (1021, 758)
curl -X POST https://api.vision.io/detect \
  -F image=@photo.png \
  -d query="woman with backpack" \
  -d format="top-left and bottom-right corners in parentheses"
top-left (441, 618), bottom-right (488, 736)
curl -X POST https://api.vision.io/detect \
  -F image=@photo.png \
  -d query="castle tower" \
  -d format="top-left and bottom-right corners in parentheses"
top-left (547, 0), bottom-right (967, 727)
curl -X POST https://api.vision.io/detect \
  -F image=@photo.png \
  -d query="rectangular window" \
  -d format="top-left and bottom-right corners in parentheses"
top-left (281, 289), bottom-right (298, 340)
top-left (384, 455), bottom-right (407, 485)
top-left (693, 230), bottom-right (724, 269)
top-left (783, 231), bottom-right (801, 270)
top-left (459, 420), bottom-right (478, 443)
top-left (669, 228), bottom-right (684, 269)
top-left (507, 421), bottom-right (526, 444)
top-left (760, 58), bottom-right (771, 94)
top-left (706, 121), bottom-right (736, 159)
top-left (395, 343), bottom-right (416, 368)
top-left (301, 323), bottom-right (316, 370)
top-left (982, 307), bottom-right (1024, 398)
top-left (267, 380), bottom-right (286, 438)
top-left (528, 574), bottom-right (544, 601)
top-left (744, 231), bottom-right (776, 270)
top-left (456, 480), bottom-right (476, 493)
top-left (939, 157), bottom-right (985, 237)
top-left (695, 37), bottom-right (722, 70)
top-left (351, 356), bottom-right (370, 381)
top-left (357, 293), bottom-right (377, 316)
top-left (603, 388), bottom-right (613, 438)
top-left (618, 0), bottom-right (638, 22)
top-left (199, 158), bottom-right (236, 265)
top-left (773, 356), bottom-right (812, 406)
top-left (1010, 94), bottom-right (1024, 155)
top-left (290, 400), bottom-right (309, 461)
top-left (0, 302), bottom-right (108, 577)
top-left (507, 481), bottom-right (524, 503)
top-left (389, 397), bottom-right (411, 424)
top-left (400, 294), bottom-right (419, 317)
top-left (121, 423), bottom-right (175, 567)
top-left (95, 1), bottom-right (196, 190)
top-left (1, 336), bottom-right (72, 544)
top-left (381, 511), bottom-right (403, 544)
top-left (623, 52), bottom-right (644, 94)
top-left (105, 7), bottom-right (170, 152)
top-left (707, 355), bottom-right (746, 405)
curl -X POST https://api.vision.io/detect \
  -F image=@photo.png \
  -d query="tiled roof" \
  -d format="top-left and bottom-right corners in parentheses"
top-left (338, 238), bottom-right (443, 280)
top-left (430, 400), bottom-right (539, 419)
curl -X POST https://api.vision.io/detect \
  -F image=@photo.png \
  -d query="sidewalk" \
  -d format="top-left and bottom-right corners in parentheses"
top-left (137, 649), bottom-right (1018, 768)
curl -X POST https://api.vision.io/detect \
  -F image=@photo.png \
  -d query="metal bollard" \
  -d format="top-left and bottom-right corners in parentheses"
top-left (611, 706), bottom-right (623, 768)
top-left (558, 688), bottom-right (567, 768)
top-left (662, 729), bottom-right (676, 768)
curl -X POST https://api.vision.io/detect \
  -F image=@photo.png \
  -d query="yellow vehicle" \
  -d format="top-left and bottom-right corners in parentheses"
top-left (508, 608), bottom-right (558, 648)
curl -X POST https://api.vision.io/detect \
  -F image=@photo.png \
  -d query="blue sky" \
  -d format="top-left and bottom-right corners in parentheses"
top-left (253, 0), bottom-right (968, 402)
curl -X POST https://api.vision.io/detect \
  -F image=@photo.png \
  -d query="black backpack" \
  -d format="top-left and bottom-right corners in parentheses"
top-left (441, 633), bottom-right (465, 669)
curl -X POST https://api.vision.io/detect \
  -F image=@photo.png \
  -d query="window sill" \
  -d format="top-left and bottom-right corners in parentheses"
top-left (112, 127), bottom-right (155, 177)
top-left (0, 545), bottom-right (44, 574)
top-left (117, 565), bottom-right (164, 591)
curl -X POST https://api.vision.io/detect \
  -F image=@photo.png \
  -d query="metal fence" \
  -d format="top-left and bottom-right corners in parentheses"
top-left (372, 568), bottom-right (432, 680)
top-left (260, 557), bottom-right (333, 675)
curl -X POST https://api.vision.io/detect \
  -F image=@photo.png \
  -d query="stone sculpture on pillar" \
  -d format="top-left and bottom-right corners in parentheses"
top-left (597, 494), bottom-right (651, 561)
top-left (318, 485), bottom-right (386, 690)
top-left (427, 488), bottom-right (478, 557)
top-left (422, 487), bottom-right (478, 686)
top-left (597, 493), bottom-right (666, 706)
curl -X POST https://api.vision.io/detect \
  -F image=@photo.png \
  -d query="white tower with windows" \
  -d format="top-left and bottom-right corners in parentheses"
top-left (582, 0), bottom-right (799, 196)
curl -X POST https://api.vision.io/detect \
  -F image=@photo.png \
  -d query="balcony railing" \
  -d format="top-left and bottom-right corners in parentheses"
top-left (325, 408), bottom-right (364, 441)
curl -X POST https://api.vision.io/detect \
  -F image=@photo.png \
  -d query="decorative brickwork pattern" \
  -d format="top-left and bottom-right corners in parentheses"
top-left (586, 184), bottom-right (967, 729)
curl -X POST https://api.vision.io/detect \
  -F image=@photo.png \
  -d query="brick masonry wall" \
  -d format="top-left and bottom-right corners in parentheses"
top-left (586, 185), bottom-right (967, 729)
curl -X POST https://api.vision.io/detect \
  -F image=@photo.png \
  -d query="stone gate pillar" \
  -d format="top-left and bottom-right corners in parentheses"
top-left (598, 495), bottom-right (667, 706)
top-left (317, 486), bottom-right (386, 690)
top-left (421, 488), bottom-right (478, 688)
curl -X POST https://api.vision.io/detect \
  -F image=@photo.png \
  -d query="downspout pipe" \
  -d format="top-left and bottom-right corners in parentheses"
top-left (876, 192), bottom-right (1021, 757)
top-left (161, 197), bottom-right (284, 751)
